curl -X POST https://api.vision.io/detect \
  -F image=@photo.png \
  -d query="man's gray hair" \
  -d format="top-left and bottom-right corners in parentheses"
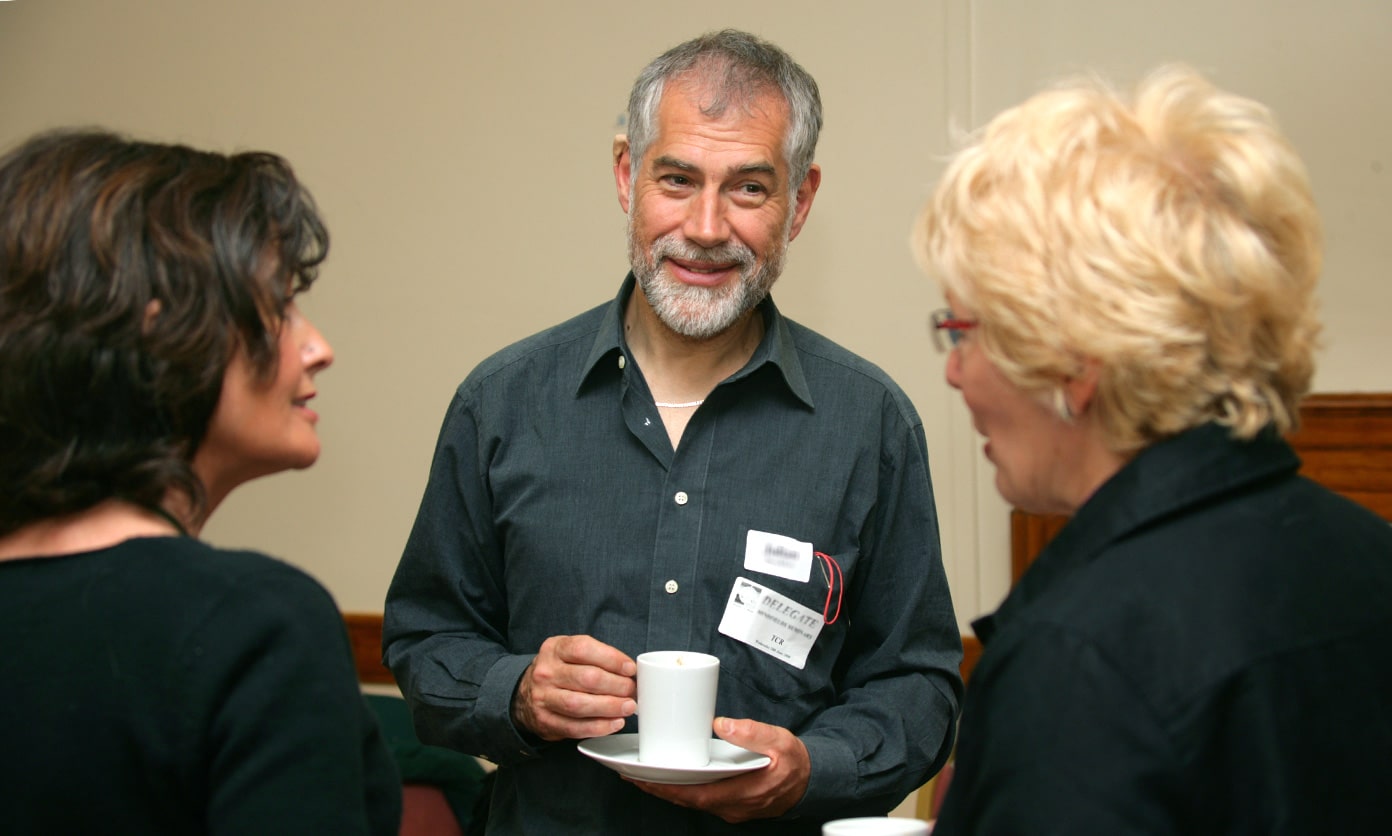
top-left (626, 29), bottom-right (822, 190)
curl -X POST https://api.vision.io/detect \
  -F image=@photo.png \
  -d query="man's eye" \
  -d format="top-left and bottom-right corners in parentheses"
top-left (662, 174), bottom-right (691, 187)
top-left (740, 183), bottom-right (766, 195)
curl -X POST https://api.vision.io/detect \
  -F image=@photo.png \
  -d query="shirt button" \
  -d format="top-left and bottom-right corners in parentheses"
top-left (664, 580), bottom-right (679, 594)
top-left (674, 491), bottom-right (689, 505)
top-left (617, 355), bottom-right (626, 369)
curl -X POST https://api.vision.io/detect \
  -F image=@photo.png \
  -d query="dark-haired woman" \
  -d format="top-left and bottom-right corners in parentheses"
top-left (0, 129), bottom-right (400, 834)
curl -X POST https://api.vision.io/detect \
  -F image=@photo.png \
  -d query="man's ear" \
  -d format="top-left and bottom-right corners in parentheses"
top-left (613, 134), bottom-right (632, 214)
top-left (786, 163), bottom-right (821, 242)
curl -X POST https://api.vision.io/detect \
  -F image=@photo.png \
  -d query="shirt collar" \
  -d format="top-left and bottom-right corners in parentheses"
top-left (576, 273), bottom-right (815, 409)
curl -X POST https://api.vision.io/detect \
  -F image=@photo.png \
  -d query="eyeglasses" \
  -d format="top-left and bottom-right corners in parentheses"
top-left (930, 308), bottom-right (978, 352)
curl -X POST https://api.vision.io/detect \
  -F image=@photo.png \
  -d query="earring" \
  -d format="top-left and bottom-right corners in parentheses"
top-left (1051, 387), bottom-right (1075, 422)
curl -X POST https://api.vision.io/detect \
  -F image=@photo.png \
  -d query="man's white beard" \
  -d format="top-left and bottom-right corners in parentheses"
top-left (628, 210), bottom-right (793, 340)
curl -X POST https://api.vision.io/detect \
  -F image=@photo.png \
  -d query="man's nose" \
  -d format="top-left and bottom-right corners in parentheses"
top-left (682, 186), bottom-right (731, 249)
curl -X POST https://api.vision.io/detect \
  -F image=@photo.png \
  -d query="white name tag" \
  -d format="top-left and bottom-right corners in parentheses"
top-left (744, 529), bottom-right (813, 582)
top-left (717, 576), bottom-right (824, 670)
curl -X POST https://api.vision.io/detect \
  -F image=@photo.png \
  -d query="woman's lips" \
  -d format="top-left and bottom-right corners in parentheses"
top-left (293, 394), bottom-right (319, 423)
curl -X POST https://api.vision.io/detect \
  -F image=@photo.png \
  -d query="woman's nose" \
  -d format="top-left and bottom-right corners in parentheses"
top-left (300, 317), bottom-right (334, 372)
top-left (944, 344), bottom-right (963, 390)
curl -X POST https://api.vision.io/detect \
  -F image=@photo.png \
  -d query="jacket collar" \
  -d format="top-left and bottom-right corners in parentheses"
top-left (973, 423), bottom-right (1301, 642)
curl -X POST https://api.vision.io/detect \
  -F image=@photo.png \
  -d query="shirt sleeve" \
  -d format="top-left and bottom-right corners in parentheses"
top-left (791, 408), bottom-right (964, 818)
top-left (382, 390), bottom-right (542, 767)
top-left (186, 563), bottom-right (402, 836)
top-left (934, 625), bottom-right (1179, 836)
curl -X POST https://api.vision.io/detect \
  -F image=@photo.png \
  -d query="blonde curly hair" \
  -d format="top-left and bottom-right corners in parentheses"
top-left (915, 65), bottom-right (1322, 453)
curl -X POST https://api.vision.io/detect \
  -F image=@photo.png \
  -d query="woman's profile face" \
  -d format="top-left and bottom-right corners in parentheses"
top-left (194, 298), bottom-right (334, 496)
top-left (943, 292), bottom-right (1078, 515)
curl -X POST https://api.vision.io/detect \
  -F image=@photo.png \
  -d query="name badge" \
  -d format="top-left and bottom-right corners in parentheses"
top-left (717, 576), bottom-right (824, 670)
top-left (744, 529), bottom-right (813, 582)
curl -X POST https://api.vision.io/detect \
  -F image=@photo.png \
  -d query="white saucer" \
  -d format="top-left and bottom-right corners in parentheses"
top-left (577, 734), bottom-right (771, 785)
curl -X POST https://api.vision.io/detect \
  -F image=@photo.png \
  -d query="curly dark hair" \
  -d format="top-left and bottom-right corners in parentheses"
top-left (0, 128), bottom-right (329, 536)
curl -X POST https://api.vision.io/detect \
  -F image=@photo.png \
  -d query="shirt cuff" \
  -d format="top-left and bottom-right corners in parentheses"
top-left (789, 734), bottom-right (859, 819)
top-left (475, 653), bottom-right (545, 765)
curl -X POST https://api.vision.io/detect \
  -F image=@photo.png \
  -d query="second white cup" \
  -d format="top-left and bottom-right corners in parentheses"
top-left (823, 817), bottom-right (933, 835)
top-left (636, 650), bottom-right (720, 767)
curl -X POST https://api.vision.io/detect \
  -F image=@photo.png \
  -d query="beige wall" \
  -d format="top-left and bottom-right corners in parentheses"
top-left (3, 0), bottom-right (1388, 630)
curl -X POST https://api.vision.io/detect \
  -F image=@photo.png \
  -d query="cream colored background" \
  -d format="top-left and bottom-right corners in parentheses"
top-left (3, 1), bottom-right (1388, 631)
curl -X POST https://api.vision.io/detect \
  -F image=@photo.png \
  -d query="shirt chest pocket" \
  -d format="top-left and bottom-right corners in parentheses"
top-left (713, 552), bottom-right (855, 707)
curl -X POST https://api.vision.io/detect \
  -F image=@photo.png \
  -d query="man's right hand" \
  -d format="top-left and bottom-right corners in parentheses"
top-left (511, 634), bottom-right (637, 741)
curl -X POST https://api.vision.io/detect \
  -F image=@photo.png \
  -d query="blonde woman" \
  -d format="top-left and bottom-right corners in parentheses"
top-left (916, 67), bottom-right (1392, 833)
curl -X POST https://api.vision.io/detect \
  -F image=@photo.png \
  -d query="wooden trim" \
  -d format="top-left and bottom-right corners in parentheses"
top-left (1009, 511), bottom-right (1068, 585)
top-left (1286, 392), bottom-right (1392, 522)
top-left (960, 635), bottom-right (982, 686)
top-left (344, 612), bottom-right (394, 685)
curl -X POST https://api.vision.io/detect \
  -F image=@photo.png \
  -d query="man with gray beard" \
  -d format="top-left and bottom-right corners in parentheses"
top-left (384, 29), bottom-right (962, 834)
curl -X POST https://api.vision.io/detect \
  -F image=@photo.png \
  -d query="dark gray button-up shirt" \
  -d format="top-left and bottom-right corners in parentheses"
top-left (384, 276), bottom-right (961, 834)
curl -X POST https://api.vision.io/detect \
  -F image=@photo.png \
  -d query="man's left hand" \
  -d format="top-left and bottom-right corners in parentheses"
top-left (627, 716), bottom-right (810, 823)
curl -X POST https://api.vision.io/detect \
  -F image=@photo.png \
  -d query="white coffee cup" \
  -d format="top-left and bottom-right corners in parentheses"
top-left (822, 817), bottom-right (933, 835)
top-left (636, 650), bottom-right (720, 767)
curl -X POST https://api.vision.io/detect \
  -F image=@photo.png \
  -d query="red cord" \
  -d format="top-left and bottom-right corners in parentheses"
top-left (814, 551), bottom-right (843, 625)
